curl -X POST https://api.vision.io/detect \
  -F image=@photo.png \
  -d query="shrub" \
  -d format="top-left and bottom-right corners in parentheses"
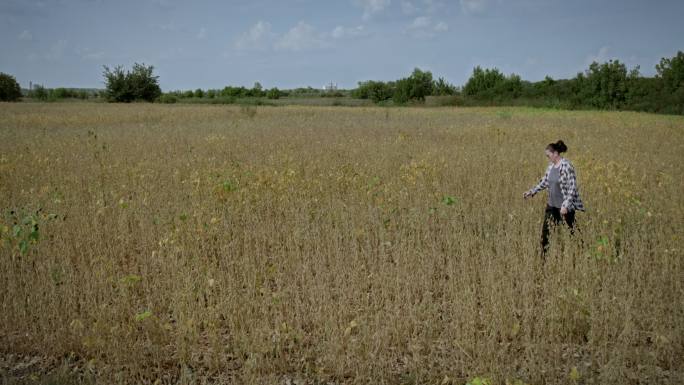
top-left (51, 88), bottom-right (73, 99)
top-left (102, 63), bottom-right (161, 102)
top-left (463, 66), bottom-right (506, 96)
top-left (30, 85), bottom-right (49, 101)
top-left (0, 72), bottom-right (22, 102)
top-left (353, 81), bottom-right (394, 103)
top-left (221, 86), bottom-right (249, 98)
top-left (656, 51), bottom-right (684, 113)
top-left (157, 94), bottom-right (177, 104)
top-left (656, 51), bottom-right (684, 94)
top-left (267, 87), bottom-right (281, 99)
top-left (579, 60), bottom-right (632, 109)
top-left (393, 68), bottom-right (433, 104)
top-left (432, 77), bottom-right (457, 96)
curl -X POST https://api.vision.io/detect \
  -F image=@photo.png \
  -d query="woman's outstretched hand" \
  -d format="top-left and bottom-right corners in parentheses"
top-left (523, 191), bottom-right (531, 199)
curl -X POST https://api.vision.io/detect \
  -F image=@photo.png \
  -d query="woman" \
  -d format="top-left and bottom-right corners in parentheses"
top-left (523, 140), bottom-right (585, 256)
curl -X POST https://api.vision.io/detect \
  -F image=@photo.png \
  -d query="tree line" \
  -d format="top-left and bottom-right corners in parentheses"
top-left (1, 51), bottom-right (682, 114)
top-left (459, 52), bottom-right (684, 114)
top-left (350, 51), bottom-right (683, 114)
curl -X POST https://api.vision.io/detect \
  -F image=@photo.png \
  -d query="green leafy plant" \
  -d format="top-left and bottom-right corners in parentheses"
top-left (442, 195), bottom-right (457, 206)
top-left (2, 209), bottom-right (53, 256)
top-left (0, 72), bottom-right (23, 102)
top-left (102, 63), bottom-right (161, 102)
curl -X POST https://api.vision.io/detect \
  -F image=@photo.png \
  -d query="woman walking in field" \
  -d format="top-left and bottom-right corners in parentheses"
top-left (523, 140), bottom-right (585, 256)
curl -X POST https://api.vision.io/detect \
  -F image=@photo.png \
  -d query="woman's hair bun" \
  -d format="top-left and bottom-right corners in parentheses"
top-left (555, 140), bottom-right (567, 153)
top-left (546, 140), bottom-right (568, 153)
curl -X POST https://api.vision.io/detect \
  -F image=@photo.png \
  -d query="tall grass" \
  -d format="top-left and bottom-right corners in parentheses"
top-left (0, 104), bottom-right (682, 384)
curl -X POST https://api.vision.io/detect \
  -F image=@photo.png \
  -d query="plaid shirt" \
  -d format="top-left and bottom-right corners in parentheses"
top-left (527, 158), bottom-right (585, 211)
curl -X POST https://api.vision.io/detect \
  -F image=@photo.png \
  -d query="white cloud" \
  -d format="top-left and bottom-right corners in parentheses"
top-left (355, 0), bottom-right (391, 20)
top-left (154, 22), bottom-right (178, 32)
top-left (401, 1), bottom-right (418, 14)
top-left (275, 22), bottom-right (328, 52)
top-left (234, 21), bottom-right (337, 53)
top-left (422, 0), bottom-right (444, 13)
top-left (460, 0), bottom-right (489, 15)
top-left (84, 52), bottom-right (105, 60)
top-left (434, 21), bottom-right (448, 32)
top-left (76, 47), bottom-right (105, 61)
top-left (586, 46), bottom-right (612, 65)
top-left (234, 21), bottom-right (275, 51)
top-left (410, 16), bottom-right (431, 29)
top-left (331, 25), bottom-right (368, 39)
top-left (407, 16), bottom-right (448, 38)
top-left (46, 39), bottom-right (67, 60)
top-left (196, 27), bottom-right (207, 39)
top-left (18, 30), bottom-right (32, 41)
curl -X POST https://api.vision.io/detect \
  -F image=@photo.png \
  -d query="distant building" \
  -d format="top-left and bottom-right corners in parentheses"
top-left (323, 82), bottom-right (338, 92)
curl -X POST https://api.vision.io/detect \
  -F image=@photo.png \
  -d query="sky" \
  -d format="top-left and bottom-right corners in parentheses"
top-left (2, 0), bottom-right (683, 91)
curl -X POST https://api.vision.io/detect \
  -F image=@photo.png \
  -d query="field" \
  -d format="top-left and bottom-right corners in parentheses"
top-left (0, 103), bottom-right (682, 385)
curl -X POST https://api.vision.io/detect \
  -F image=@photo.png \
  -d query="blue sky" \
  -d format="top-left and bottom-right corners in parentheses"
top-left (2, 0), bottom-right (683, 91)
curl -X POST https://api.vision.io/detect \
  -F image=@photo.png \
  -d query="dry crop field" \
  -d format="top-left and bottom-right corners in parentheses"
top-left (0, 103), bottom-right (682, 385)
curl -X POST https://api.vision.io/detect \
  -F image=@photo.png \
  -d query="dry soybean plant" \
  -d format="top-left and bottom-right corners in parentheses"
top-left (0, 103), bottom-right (682, 385)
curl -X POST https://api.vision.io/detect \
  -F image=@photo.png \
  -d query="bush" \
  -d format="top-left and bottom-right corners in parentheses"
top-left (393, 68), bottom-right (433, 104)
top-left (103, 63), bottom-right (161, 102)
top-left (221, 86), bottom-right (249, 98)
top-left (158, 94), bottom-right (178, 104)
top-left (425, 95), bottom-right (463, 107)
top-left (463, 66), bottom-right (506, 96)
top-left (51, 88), bottom-right (73, 99)
top-left (0, 72), bottom-right (22, 102)
top-left (353, 81), bottom-right (394, 103)
top-left (656, 51), bottom-right (684, 113)
top-left (579, 60), bottom-right (633, 109)
top-left (656, 51), bottom-right (684, 93)
top-left (30, 85), bottom-right (49, 101)
top-left (267, 87), bottom-right (281, 99)
top-left (432, 77), bottom-right (457, 96)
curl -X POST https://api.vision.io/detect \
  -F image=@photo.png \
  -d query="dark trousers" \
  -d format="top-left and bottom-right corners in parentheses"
top-left (541, 205), bottom-right (575, 257)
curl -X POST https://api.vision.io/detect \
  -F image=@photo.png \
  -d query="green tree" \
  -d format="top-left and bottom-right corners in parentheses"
top-left (353, 81), bottom-right (394, 103)
top-left (496, 73), bottom-right (523, 98)
top-left (463, 66), bottom-right (506, 97)
top-left (103, 65), bottom-right (132, 102)
top-left (580, 60), bottom-right (632, 109)
top-left (393, 68), bottom-right (434, 104)
top-left (128, 63), bottom-right (162, 102)
top-left (267, 87), bottom-right (281, 99)
top-left (0, 72), bottom-right (22, 102)
top-left (656, 51), bottom-right (684, 93)
top-left (432, 77), bottom-right (457, 96)
top-left (102, 63), bottom-right (161, 102)
top-left (655, 51), bottom-right (684, 113)
top-left (30, 85), bottom-right (49, 101)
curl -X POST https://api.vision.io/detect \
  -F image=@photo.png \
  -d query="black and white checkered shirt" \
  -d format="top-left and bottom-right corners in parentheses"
top-left (527, 158), bottom-right (585, 211)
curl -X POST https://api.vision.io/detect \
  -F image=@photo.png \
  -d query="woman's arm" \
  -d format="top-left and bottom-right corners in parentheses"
top-left (560, 161), bottom-right (579, 211)
top-left (525, 165), bottom-right (550, 197)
